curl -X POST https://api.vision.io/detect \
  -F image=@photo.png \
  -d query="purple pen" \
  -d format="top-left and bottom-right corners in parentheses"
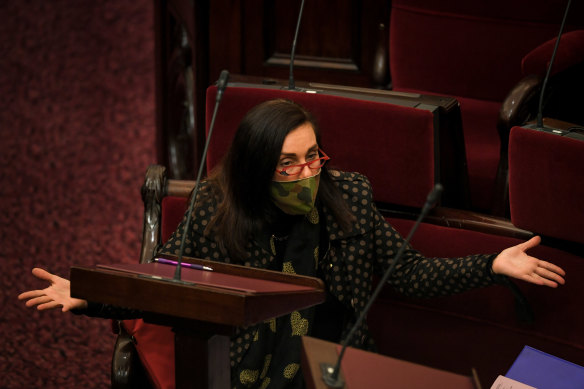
top-left (154, 257), bottom-right (213, 271)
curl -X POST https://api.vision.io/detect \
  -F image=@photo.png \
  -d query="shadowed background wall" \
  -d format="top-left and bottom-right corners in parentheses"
top-left (0, 1), bottom-right (156, 387)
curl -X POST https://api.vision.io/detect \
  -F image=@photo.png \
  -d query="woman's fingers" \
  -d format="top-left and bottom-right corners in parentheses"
top-left (31, 267), bottom-right (56, 282)
top-left (37, 301), bottom-right (63, 311)
top-left (24, 295), bottom-right (54, 307)
top-left (535, 265), bottom-right (565, 285)
top-left (539, 260), bottom-right (566, 277)
top-left (520, 259), bottom-right (566, 288)
top-left (18, 290), bottom-right (43, 300)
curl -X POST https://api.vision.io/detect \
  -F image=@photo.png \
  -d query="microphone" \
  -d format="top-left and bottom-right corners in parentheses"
top-left (535, 0), bottom-right (572, 129)
top-left (283, 0), bottom-right (306, 91)
top-left (321, 184), bottom-right (444, 388)
top-left (172, 69), bottom-right (230, 282)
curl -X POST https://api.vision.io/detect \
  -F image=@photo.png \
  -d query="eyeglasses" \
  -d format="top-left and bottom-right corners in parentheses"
top-left (275, 148), bottom-right (331, 176)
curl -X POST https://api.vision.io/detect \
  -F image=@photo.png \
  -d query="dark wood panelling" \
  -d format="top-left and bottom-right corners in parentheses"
top-left (158, 0), bottom-right (390, 178)
top-left (209, 0), bottom-right (390, 87)
top-left (155, 0), bottom-right (210, 179)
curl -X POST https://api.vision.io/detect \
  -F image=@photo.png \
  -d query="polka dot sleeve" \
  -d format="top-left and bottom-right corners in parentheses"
top-left (157, 185), bottom-right (228, 263)
top-left (337, 174), bottom-right (499, 298)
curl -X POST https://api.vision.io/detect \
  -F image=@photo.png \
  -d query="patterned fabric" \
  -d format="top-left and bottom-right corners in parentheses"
top-left (230, 207), bottom-right (320, 388)
top-left (269, 173), bottom-right (320, 215)
top-left (159, 170), bottom-right (499, 387)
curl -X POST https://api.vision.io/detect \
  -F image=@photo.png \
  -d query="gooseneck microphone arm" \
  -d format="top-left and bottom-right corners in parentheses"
top-left (287, 0), bottom-right (306, 91)
top-left (322, 184), bottom-right (444, 388)
top-left (173, 70), bottom-right (230, 282)
top-left (536, 0), bottom-right (572, 129)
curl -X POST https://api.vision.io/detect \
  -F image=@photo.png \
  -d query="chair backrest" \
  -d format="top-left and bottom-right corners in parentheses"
top-left (509, 125), bottom-right (584, 245)
top-left (161, 195), bottom-right (189, 243)
top-left (389, 0), bottom-right (584, 101)
top-left (205, 80), bottom-right (468, 209)
top-left (521, 30), bottom-right (584, 127)
top-left (521, 30), bottom-right (584, 78)
top-left (388, 0), bottom-right (584, 214)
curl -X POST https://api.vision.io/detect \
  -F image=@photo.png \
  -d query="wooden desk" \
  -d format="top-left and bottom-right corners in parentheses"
top-left (71, 259), bottom-right (325, 389)
top-left (301, 336), bottom-right (477, 389)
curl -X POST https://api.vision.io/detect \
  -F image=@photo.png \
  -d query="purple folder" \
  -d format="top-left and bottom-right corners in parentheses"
top-left (506, 346), bottom-right (584, 389)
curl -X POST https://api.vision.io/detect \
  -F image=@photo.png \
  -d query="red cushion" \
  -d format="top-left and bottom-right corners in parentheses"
top-left (206, 85), bottom-right (436, 208)
top-left (394, 89), bottom-right (501, 212)
top-left (508, 126), bottom-right (584, 244)
top-left (388, 2), bottom-right (584, 213)
top-left (121, 197), bottom-right (189, 389)
top-left (374, 217), bottom-right (584, 383)
top-left (122, 319), bottom-right (175, 389)
top-left (457, 96), bottom-right (501, 211)
top-left (388, 217), bottom-right (584, 345)
top-left (161, 196), bottom-right (189, 243)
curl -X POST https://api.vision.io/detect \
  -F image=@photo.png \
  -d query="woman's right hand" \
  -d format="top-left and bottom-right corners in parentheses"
top-left (18, 268), bottom-right (88, 312)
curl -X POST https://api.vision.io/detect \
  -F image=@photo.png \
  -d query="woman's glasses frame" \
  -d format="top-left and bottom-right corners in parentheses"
top-left (275, 148), bottom-right (331, 177)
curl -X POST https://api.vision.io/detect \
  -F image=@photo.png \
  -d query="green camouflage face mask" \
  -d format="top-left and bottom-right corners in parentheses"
top-left (270, 172), bottom-right (320, 215)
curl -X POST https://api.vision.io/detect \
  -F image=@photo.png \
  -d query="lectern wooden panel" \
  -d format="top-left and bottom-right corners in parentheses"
top-left (70, 257), bottom-right (325, 389)
top-left (301, 336), bottom-right (476, 389)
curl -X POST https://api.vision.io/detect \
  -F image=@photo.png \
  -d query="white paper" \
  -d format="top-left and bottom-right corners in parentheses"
top-left (490, 375), bottom-right (537, 389)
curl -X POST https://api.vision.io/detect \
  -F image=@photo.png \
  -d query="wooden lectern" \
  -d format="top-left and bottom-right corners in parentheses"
top-left (301, 336), bottom-right (477, 389)
top-left (70, 256), bottom-right (325, 389)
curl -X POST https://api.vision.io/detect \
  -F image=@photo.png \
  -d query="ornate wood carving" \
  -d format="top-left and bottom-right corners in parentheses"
top-left (140, 164), bottom-right (167, 263)
top-left (155, 0), bottom-right (209, 180)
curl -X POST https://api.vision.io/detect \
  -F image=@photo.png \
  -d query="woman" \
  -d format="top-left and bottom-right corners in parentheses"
top-left (20, 99), bottom-right (565, 388)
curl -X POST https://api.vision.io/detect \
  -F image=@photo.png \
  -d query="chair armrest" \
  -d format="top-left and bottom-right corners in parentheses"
top-left (111, 322), bottom-right (153, 389)
top-left (167, 178), bottom-right (196, 197)
top-left (379, 204), bottom-right (533, 240)
top-left (497, 74), bottom-right (542, 150)
top-left (139, 165), bottom-right (168, 264)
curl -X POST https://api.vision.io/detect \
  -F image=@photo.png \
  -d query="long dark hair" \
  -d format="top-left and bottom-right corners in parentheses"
top-left (206, 99), bottom-right (354, 261)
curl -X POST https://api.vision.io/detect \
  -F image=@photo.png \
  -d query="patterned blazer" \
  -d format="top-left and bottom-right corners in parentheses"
top-left (159, 170), bottom-right (499, 368)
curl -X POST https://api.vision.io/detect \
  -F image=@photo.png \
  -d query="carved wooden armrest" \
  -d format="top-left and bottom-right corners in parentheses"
top-left (112, 165), bottom-right (169, 388)
top-left (139, 165), bottom-right (168, 264)
top-left (497, 74), bottom-right (542, 150)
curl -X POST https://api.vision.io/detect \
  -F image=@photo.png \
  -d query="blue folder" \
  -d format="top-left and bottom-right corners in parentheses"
top-left (506, 346), bottom-right (584, 389)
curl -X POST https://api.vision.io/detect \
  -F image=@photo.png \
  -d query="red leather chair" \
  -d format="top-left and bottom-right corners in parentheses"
top-left (388, 0), bottom-right (584, 214)
top-left (508, 125), bottom-right (584, 246)
top-left (203, 77), bottom-right (468, 209)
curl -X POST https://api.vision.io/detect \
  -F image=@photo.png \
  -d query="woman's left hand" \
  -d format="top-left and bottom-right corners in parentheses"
top-left (492, 236), bottom-right (566, 287)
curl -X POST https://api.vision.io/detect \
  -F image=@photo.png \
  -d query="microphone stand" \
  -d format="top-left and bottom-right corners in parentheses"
top-left (172, 70), bottom-right (230, 283)
top-left (283, 0), bottom-right (306, 91)
top-left (535, 0), bottom-right (572, 129)
top-left (321, 184), bottom-right (444, 388)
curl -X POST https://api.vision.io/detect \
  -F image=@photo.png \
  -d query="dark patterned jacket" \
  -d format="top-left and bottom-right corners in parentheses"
top-left (159, 170), bottom-right (499, 363)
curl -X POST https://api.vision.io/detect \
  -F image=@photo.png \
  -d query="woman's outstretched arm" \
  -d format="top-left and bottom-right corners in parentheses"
top-left (18, 268), bottom-right (88, 312)
top-left (492, 236), bottom-right (566, 288)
